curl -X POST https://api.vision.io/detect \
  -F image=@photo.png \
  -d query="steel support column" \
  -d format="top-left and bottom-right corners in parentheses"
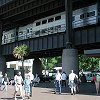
top-left (0, 21), bottom-right (6, 75)
top-left (62, 0), bottom-right (79, 75)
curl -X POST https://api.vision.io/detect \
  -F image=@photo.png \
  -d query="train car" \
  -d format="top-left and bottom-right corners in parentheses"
top-left (33, 12), bottom-right (66, 37)
top-left (2, 4), bottom-right (99, 44)
top-left (73, 4), bottom-right (98, 28)
top-left (18, 23), bottom-right (33, 41)
top-left (32, 4), bottom-right (98, 37)
top-left (2, 29), bottom-right (16, 44)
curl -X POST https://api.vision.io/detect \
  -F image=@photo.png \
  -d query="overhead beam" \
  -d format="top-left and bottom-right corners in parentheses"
top-left (84, 49), bottom-right (100, 56)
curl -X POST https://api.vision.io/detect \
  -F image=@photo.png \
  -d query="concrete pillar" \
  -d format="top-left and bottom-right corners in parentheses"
top-left (0, 21), bottom-right (7, 75)
top-left (62, 49), bottom-right (79, 75)
top-left (32, 58), bottom-right (42, 76)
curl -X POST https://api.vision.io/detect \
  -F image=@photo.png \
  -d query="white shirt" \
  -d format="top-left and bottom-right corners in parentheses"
top-left (69, 73), bottom-right (77, 81)
top-left (25, 72), bottom-right (34, 81)
top-left (14, 75), bottom-right (23, 85)
top-left (61, 73), bottom-right (66, 80)
top-left (55, 73), bottom-right (61, 81)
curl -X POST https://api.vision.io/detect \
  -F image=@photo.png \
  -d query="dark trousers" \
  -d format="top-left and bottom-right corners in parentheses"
top-left (30, 82), bottom-right (32, 96)
top-left (62, 80), bottom-right (66, 87)
top-left (55, 80), bottom-right (61, 93)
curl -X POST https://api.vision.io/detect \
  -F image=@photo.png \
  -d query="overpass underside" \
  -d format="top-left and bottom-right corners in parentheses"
top-left (0, 0), bottom-right (100, 75)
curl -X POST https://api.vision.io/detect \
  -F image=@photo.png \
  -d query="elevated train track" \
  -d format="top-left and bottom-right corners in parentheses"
top-left (0, 0), bottom-right (100, 61)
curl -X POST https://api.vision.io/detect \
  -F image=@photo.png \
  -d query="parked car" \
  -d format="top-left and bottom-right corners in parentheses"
top-left (39, 75), bottom-right (54, 82)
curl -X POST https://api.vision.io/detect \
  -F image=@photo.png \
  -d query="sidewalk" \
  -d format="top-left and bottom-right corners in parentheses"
top-left (0, 83), bottom-right (100, 100)
top-left (0, 85), bottom-right (14, 100)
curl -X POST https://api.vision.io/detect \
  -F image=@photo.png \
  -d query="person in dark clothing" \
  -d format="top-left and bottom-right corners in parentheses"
top-left (61, 72), bottom-right (67, 87)
top-left (3, 73), bottom-right (9, 91)
top-left (0, 72), bottom-right (3, 90)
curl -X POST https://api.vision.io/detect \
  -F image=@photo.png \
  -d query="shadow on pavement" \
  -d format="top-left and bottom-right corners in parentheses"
top-left (0, 98), bottom-right (13, 100)
top-left (0, 96), bottom-right (23, 100)
top-left (35, 82), bottom-right (98, 96)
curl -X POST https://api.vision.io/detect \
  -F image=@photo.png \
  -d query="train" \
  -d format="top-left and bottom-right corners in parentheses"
top-left (2, 4), bottom-right (99, 44)
top-left (2, 29), bottom-right (16, 44)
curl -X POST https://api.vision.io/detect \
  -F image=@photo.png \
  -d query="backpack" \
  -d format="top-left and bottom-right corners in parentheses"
top-left (93, 76), bottom-right (96, 81)
top-left (74, 76), bottom-right (78, 84)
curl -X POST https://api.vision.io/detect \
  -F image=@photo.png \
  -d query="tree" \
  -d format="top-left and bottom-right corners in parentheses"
top-left (79, 55), bottom-right (100, 71)
top-left (13, 44), bottom-right (30, 78)
top-left (40, 56), bottom-right (61, 70)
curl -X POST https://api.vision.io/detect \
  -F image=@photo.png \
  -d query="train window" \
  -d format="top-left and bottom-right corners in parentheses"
top-left (27, 28), bottom-right (29, 33)
top-left (4, 35), bottom-right (7, 39)
top-left (41, 29), bottom-right (48, 34)
top-left (30, 28), bottom-right (33, 33)
top-left (36, 22), bottom-right (41, 26)
top-left (72, 16), bottom-right (75, 21)
top-left (48, 27), bottom-right (53, 31)
top-left (80, 14), bottom-right (85, 19)
top-left (19, 31), bottom-right (23, 35)
top-left (35, 30), bottom-right (40, 35)
top-left (55, 26), bottom-right (58, 32)
top-left (87, 11), bottom-right (95, 17)
top-left (55, 16), bottom-right (61, 21)
top-left (42, 20), bottom-right (47, 24)
top-left (90, 11), bottom-right (95, 16)
top-left (11, 34), bottom-right (15, 37)
top-left (87, 13), bottom-right (90, 17)
top-left (48, 18), bottom-right (54, 23)
top-left (26, 28), bottom-right (32, 33)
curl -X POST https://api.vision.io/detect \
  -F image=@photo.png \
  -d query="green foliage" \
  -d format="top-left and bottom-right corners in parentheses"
top-left (13, 44), bottom-right (30, 79)
top-left (79, 55), bottom-right (100, 71)
top-left (40, 55), bottom-right (100, 71)
top-left (13, 44), bottom-right (30, 60)
top-left (40, 56), bottom-right (61, 70)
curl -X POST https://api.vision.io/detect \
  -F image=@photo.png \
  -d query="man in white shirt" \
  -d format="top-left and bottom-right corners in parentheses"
top-left (69, 70), bottom-right (78, 95)
top-left (55, 70), bottom-right (62, 94)
top-left (14, 71), bottom-right (23, 100)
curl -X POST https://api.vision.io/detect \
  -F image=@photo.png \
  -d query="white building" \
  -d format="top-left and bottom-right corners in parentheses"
top-left (6, 59), bottom-right (34, 73)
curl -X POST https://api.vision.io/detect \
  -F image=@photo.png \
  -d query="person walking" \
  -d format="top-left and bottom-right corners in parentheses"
top-left (26, 70), bottom-right (34, 97)
top-left (0, 72), bottom-right (3, 90)
top-left (14, 71), bottom-right (24, 100)
top-left (61, 72), bottom-right (67, 87)
top-left (33, 74), bottom-right (40, 86)
top-left (68, 70), bottom-right (78, 95)
top-left (54, 70), bottom-right (62, 94)
top-left (24, 75), bottom-right (31, 99)
top-left (93, 74), bottom-right (100, 95)
top-left (3, 73), bottom-right (9, 91)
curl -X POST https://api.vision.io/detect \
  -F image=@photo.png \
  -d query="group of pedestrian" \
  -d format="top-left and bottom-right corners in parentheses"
top-left (54, 70), bottom-right (79, 95)
top-left (0, 70), bottom-right (40, 100)
top-left (14, 70), bottom-right (34, 100)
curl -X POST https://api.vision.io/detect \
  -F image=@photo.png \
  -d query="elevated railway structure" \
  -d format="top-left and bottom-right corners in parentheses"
top-left (0, 0), bottom-right (100, 75)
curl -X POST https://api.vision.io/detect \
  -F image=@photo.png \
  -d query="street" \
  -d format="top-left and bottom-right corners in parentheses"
top-left (0, 82), bottom-right (100, 100)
